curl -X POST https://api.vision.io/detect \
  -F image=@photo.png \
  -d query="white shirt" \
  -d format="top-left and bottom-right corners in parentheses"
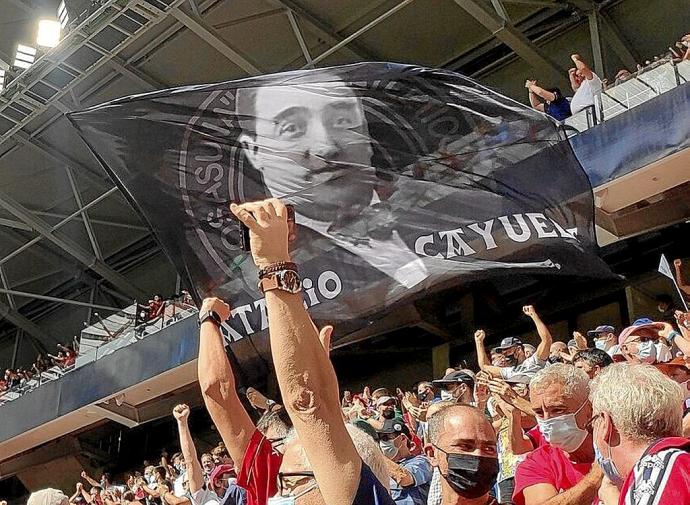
top-left (188, 488), bottom-right (219, 505)
top-left (570, 73), bottom-right (603, 114)
top-left (500, 353), bottom-right (546, 380)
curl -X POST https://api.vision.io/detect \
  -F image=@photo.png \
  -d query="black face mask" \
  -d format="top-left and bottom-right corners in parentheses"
top-left (435, 447), bottom-right (499, 499)
top-left (417, 390), bottom-right (430, 402)
top-left (382, 409), bottom-right (396, 420)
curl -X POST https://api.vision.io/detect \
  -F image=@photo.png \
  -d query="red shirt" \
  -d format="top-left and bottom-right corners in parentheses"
top-left (236, 429), bottom-right (283, 505)
top-left (513, 443), bottom-right (592, 505)
top-left (619, 437), bottom-right (690, 505)
top-left (526, 425), bottom-right (546, 449)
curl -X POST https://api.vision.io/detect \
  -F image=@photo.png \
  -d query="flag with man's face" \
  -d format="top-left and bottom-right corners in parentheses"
top-left (68, 62), bottom-right (613, 354)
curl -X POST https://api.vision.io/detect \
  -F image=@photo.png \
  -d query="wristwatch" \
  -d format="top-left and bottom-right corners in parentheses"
top-left (258, 269), bottom-right (302, 294)
top-left (198, 309), bottom-right (223, 327)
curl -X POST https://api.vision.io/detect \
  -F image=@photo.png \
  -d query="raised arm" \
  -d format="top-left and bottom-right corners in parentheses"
top-left (526, 80), bottom-right (556, 102)
top-left (674, 259), bottom-right (690, 295)
top-left (197, 299), bottom-right (254, 466)
top-left (523, 305), bottom-right (552, 361)
top-left (172, 404), bottom-right (204, 494)
top-left (81, 471), bottom-right (101, 489)
top-left (571, 54), bottom-right (594, 80)
top-left (231, 199), bottom-right (361, 505)
top-left (522, 464), bottom-right (603, 505)
top-left (474, 329), bottom-right (504, 377)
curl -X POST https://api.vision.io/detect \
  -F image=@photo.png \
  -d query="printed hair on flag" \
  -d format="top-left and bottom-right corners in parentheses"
top-left (68, 62), bottom-right (614, 346)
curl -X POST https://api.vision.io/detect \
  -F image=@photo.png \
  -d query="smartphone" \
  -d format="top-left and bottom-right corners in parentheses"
top-left (239, 204), bottom-right (296, 251)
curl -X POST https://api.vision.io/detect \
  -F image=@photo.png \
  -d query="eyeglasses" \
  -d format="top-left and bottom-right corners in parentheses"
top-left (277, 471), bottom-right (316, 496)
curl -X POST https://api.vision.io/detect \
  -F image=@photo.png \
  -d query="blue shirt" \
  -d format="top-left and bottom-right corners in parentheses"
top-left (544, 92), bottom-right (572, 121)
top-left (353, 462), bottom-right (396, 505)
top-left (389, 456), bottom-right (433, 505)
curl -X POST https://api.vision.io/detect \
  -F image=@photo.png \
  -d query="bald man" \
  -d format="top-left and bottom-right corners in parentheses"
top-left (426, 404), bottom-right (499, 505)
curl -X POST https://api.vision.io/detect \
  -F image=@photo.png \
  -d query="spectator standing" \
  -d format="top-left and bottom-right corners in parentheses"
top-left (525, 81), bottom-right (572, 121)
top-left (230, 197), bottom-right (395, 503)
top-left (590, 364), bottom-right (690, 505)
top-left (586, 325), bottom-right (617, 356)
top-left (572, 349), bottom-right (613, 379)
top-left (426, 404), bottom-right (500, 505)
top-left (475, 306), bottom-right (552, 380)
top-left (432, 371), bottom-right (475, 404)
top-left (568, 54), bottom-right (603, 115)
top-left (377, 419), bottom-right (433, 505)
top-left (513, 364), bottom-right (602, 505)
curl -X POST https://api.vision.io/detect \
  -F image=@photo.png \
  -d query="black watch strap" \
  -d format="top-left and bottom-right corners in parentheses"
top-left (198, 310), bottom-right (223, 327)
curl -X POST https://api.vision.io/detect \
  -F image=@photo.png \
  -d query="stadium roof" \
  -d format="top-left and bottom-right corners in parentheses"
top-left (0, 0), bottom-right (687, 366)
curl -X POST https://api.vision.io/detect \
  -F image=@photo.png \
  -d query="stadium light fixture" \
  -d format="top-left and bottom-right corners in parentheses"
top-left (58, 0), bottom-right (69, 29)
top-left (14, 44), bottom-right (37, 69)
top-left (37, 19), bottom-right (62, 48)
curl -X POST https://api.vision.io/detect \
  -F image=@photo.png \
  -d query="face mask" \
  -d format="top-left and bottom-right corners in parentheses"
top-left (636, 341), bottom-right (657, 364)
top-left (435, 447), bottom-right (498, 499)
top-left (267, 482), bottom-right (318, 505)
top-left (594, 419), bottom-right (623, 487)
top-left (380, 439), bottom-right (399, 459)
top-left (655, 343), bottom-right (672, 363)
top-left (504, 353), bottom-right (518, 367)
top-left (440, 390), bottom-right (454, 401)
top-left (146, 476), bottom-right (156, 485)
top-left (418, 391), bottom-right (430, 402)
top-left (594, 339), bottom-right (607, 350)
top-left (537, 402), bottom-right (588, 453)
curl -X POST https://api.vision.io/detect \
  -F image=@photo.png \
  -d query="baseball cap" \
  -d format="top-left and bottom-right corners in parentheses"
top-left (27, 489), bottom-right (68, 505)
top-left (494, 337), bottom-right (523, 351)
top-left (587, 325), bottom-right (615, 336)
top-left (633, 317), bottom-right (654, 326)
top-left (209, 464), bottom-right (235, 487)
top-left (375, 395), bottom-right (396, 406)
top-left (618, 323), bottom-right (660, 346)
top-left (377, 418), bottom-right (410, 438)
top-left (432, 370), bottom-right (475, 387)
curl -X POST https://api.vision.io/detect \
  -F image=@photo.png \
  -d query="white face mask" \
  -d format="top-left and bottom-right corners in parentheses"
top-left (537, 401), bottom-right (588, 453)
top-left (594, 339), bottom-right (607, 350)
top-left (636, 340), bottom-right (657, 364)
top-left (379, 439), bottom-right (399, 459)
top-left (440, 390), bottom-right (454, 401)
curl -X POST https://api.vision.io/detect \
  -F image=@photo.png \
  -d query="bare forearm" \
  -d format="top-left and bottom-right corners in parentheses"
top-left (527, 473), bottom-right (600, 505)
top-left (163, 493), bottom-right (190, 505)
top-left (176, 420), bottom-right (203, 492)
top-left (528, 91), bottom-right (542, 108)
top-left (508, 413), bottom-right (534, 456)
top-left (475, 340), bottom-right (491, 370)
top-left (531, 315), bottom-right (552, 360)
top-left (385, 458), bottom-right (414, 487)
top-left (198, 322), bottom-right (254, 465)
top-left (528, 84), bottom-right (555, 102)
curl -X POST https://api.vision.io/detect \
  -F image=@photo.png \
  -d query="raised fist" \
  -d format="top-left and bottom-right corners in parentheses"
top-left (674, 259), bottom-right (682, 268)
top-left (474, 329), bottom-right (486, 342)
top-left (522, 305), bottom-right (537, 318)
top-left (200, 297), bottom-right (231, 322)
top-left (173, 404), bottom-right (190, 421)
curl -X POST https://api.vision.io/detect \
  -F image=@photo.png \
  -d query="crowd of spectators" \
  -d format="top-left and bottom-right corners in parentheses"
top-left (527, 33), bottom-right (690, 123)
top-left (18, 198), bottom-right (690, 505)
top-left (0, 291), bottom-right (195, 400)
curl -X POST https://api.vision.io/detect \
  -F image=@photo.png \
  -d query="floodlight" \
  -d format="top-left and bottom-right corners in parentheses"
top-left (14, 44), bottom-right (37, 69)
top-left (58, 0), bottom-right (69, 29)
top-left (37, 19), bottom-right (62, 48)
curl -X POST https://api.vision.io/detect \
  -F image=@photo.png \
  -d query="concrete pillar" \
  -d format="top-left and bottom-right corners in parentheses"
top-left (432, 343), bottom-right (450, 379)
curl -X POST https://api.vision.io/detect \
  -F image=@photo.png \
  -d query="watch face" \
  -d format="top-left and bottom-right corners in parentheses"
top-left (279, 270), bottom-right (302, 293)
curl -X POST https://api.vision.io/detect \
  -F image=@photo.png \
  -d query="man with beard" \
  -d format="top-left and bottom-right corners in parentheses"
top-left (475, 306), bottom-right (551, 380)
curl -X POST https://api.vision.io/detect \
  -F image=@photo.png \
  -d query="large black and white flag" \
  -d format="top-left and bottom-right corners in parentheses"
top-left (69, 62), bottom-right (612, 347)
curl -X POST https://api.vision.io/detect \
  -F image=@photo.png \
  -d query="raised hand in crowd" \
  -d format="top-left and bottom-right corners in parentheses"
top-left (231, 198), bottom-right (394, 504)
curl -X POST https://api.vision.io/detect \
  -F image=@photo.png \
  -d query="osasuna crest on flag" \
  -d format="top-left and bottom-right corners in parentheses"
top-left (69, 62), bottom-right (613, 346)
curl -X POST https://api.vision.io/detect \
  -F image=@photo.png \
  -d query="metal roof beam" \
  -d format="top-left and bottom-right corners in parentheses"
top-left (0, 288), bottom-right (120, 312)
top-left (0, 190), bottom-right (146, 300)
top-left (65, 167), bottom-right (103, 261)
top-left (170, 8), bottom-right (262, 75)
top-left (0, 300), bottom-right (50, 354)
top-left (286, 10), bottom-right (313, 67)
top-left (268, 0), bottom-right (379, 60)
top-left (452, 0), bottom-right (566, 83)
top-left (587, 10), bottom-right (605, 77)
top-left (307, 0), bottom-right (415, 67)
